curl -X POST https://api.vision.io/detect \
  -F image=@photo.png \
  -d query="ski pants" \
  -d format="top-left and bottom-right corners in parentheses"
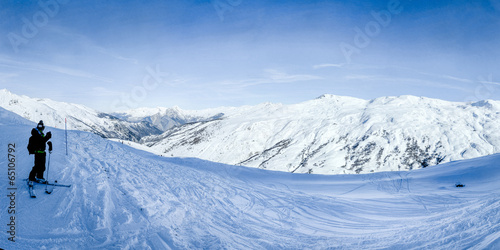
top-left (29, 152), bottom-right (46, 181)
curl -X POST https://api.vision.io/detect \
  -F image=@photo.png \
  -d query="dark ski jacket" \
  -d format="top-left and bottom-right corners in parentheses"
top-left (28, 128), bottom-right (51, 154)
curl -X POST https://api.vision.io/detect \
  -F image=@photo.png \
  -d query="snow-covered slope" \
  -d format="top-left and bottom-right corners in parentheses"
top-left (143, 95), bottom-right (500, 174)
top-left (1, 107), bottom-right (500, 249)
top-left (0, 106), bottom-right (34, 126)
top-left (0, 89), bottom-right (162, 141)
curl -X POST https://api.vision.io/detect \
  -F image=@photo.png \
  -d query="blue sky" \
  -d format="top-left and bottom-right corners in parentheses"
top-left (1, 0), bottom-right (499, 111)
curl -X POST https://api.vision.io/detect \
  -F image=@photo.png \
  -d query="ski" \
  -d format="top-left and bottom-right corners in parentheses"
top-left (23, 178), bottom-right (71, 188)
top-left (28, 181), bottom-right (36, 198)
top-left (35, 182), bottom-right (71, 188)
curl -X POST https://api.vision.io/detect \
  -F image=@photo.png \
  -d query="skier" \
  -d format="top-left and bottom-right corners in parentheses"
top-left (27, 120), bottom-right (52, 183)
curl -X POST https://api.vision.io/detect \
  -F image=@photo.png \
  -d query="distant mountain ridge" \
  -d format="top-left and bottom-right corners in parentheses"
top-left (0, 89), bottom-right (162, 142)
top-left (140, 94), bottom-right (500, 174)
top-left (113, 106), bottom-right (225, 131)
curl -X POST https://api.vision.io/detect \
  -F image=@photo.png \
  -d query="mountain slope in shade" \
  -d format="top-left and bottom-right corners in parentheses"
top-left (0, 89), bottom-right (162, 142)
top-left (143, 94), bottom-right (500, 174)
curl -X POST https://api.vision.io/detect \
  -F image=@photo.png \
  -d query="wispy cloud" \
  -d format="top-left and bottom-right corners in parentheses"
top-left (0, 57), bottom-right (114, 83)
top-left (440, 75), bottom-right (474, 83)
top-left (477, 74), bottom-right (500, 87)
top-left (45, 65), bottom-right (114, 83)
top-left (0, 72), bottom-right (18, 82)
top-left (313, 63), bottom-right (346, 69)
top-left (345, 65), bottom-right (500, 89)
top-left (419, 72), bottom-right (500, 87)
top-left (45, 25), bottom-right (140, 65)
top-left (94, 47), bottom-right (139, 65)
top-left (90, 87), bottom-right (124, 97)
top-left (344, 74), bottom-right (381, 81)
top-left (343, 74), bottom-right (425, 84)
top-left (343, 74), bottom-right (471, 92)
top-left (222, 69), bottom-right (323, 88)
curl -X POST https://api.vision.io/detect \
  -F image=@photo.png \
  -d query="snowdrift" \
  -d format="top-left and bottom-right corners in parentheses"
top-left (1, 107), bottom-right (500, 249)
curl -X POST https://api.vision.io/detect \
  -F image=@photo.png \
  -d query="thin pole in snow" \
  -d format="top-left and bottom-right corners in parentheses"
top-left (65, 118), bottom-right (68, 156)
top-left (45, 152), bottom-right (51, 193)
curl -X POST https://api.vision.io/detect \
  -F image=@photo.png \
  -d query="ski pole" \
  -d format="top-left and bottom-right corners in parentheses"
top-left (45, 152), bottom-right (51, 193)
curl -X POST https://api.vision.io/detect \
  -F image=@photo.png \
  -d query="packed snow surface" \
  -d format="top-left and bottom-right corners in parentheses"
top-left (1, 108), bottom-right (500, 249)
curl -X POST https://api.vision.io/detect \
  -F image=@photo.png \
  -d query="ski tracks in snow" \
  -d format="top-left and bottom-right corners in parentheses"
top-left (63, 139), bottom-right (500, 249)
top-left (42, 133), bottom-right (153, 248)
top-left (6, 129), bottom-right (500, 249)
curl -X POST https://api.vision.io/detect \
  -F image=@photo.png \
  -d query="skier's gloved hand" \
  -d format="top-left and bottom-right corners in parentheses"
top-left (46, 131), bottom-right (52, 139)
top-left (47, 141), bottom-right (53, 153)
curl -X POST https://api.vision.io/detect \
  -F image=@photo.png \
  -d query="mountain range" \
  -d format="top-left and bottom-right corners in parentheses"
top-left (2, 89), bottom-right (498, 174)
top-left (139, 94), bottom-right (500, 174)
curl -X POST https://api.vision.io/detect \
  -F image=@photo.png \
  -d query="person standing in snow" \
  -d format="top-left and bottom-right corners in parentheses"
top-left (27, 120), bottom-right (52, 183)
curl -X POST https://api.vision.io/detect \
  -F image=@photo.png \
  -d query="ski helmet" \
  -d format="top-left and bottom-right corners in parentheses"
top-left (37, 120), bottom-right (45, 131)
